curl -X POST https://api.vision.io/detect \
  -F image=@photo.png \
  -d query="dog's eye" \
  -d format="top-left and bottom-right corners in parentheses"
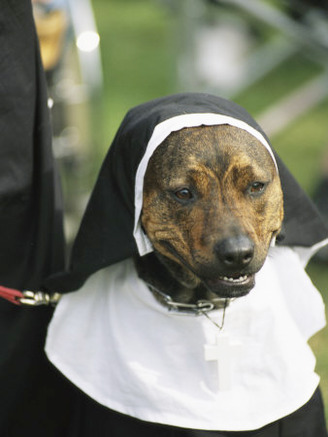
top-left (249, 182), bottom-right (265, 194)
top-left (174, 188), bottom-right (193, 201)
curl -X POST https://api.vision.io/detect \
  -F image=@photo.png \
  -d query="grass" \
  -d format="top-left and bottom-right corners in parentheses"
top-left (92, 0), bottom-right (175, 156)
top-left (91, 0), bottom-right (328, 421)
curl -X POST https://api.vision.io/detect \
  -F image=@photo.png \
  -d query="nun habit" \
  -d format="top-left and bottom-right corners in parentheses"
top-left (43, 94), bottom-right (328, 436)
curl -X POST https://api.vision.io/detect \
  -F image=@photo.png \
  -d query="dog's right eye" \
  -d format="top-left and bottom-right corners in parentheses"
top-left (174, 188), bottom-right (193, 202)
top-left (249, 182), bottom-right (265, 194)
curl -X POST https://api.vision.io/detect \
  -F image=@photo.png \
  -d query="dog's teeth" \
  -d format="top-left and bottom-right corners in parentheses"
top-left (220, 275), bottom-right (248, 283)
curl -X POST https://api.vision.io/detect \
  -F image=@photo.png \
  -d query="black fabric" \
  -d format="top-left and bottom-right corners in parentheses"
top-left (0, 1), bottom-right (65, 433)
top-left (79, 386), bottom-right (327, 437)
top-left (45, 93), bottom-right (328, 293)
top-left (9, 363), bottom-right (326, 437)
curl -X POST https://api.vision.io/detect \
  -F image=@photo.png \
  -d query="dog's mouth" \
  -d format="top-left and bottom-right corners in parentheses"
top-left (154, 241), bottom-right (257, 299)
top-left (204, 273), bottom-right (255, 298)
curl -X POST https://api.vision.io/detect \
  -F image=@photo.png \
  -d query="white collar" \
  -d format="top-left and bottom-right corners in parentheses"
top-left (45, 246), bottom-right (325, 431)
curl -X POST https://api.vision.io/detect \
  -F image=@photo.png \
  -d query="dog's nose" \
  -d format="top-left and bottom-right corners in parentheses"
top-left (214, 235), bottom-right (254, 269)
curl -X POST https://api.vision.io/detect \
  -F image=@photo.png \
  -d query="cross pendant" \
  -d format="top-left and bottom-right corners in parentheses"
top-left (204, 333), bottom-right (241, 391)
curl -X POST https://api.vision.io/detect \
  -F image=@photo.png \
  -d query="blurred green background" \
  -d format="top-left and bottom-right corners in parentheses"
top-left (59, 0), bottom-right (328, 421)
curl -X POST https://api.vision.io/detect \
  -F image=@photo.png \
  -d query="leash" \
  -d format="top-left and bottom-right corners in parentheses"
top-left (0, 285), bottom-right (61, 307)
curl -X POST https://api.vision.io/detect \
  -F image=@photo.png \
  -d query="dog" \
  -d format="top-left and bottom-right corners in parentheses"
top-left (135, 124), bottom-right (284, 308)
top-left (44, 97), bottom-right (328, 435)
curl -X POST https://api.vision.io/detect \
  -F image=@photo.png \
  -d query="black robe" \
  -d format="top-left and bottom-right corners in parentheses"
top-left (0, 1), bottom-right (65, 434)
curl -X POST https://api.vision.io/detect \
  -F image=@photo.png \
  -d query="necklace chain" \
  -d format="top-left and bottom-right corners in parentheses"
top-left (201, 299), bottom-right (228, 330)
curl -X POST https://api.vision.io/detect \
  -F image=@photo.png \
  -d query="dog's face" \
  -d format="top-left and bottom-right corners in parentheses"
top-left (141, 125), bottom-right (284, 299)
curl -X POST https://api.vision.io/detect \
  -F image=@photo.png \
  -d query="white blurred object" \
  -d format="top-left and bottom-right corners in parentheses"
top-left (68, 0), bottom-right (103, 94)
top-left (195, 23), bottom-right (253, 92)
top-left (76, 30), bottom-right (100, 53)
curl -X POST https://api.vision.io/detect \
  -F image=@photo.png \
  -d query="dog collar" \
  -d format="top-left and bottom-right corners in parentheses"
top-left (147, 283), bottom-right (229, 316)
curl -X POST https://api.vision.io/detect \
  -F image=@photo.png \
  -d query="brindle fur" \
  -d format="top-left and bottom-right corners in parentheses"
top-left (134, 125), bottom-right (284, 307)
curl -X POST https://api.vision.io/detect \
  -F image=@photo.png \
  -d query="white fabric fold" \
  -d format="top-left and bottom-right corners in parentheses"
top-left (46, 246), bottom-right (326, 431)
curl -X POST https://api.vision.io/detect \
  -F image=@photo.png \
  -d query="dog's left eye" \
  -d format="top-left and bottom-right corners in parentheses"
top-left (249, 182), bottom-right (266, 194)
top-left (174, 188), bottom-right (193, 201)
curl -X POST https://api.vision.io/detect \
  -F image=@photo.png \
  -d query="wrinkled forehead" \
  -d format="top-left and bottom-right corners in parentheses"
top-left (133, 113), bottom-right (278, 256)
top-left (147, 125), bottom-right (277, 177)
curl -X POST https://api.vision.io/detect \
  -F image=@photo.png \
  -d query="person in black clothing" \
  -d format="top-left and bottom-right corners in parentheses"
top-left (0, 1), bottom-right (66, 434)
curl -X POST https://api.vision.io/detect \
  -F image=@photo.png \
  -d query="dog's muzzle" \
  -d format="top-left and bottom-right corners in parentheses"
top-left (200, 235), bottom-right (256, 298)
top-left (214, 235), bottom-right (254, 270)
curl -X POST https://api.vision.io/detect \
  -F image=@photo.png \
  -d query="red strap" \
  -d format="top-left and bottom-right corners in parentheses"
top-left (0, 285), bottom-right (23, 305)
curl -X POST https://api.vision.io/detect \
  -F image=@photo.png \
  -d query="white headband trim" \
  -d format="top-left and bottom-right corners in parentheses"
top-left (133, 113), bottom-right (278, 256)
